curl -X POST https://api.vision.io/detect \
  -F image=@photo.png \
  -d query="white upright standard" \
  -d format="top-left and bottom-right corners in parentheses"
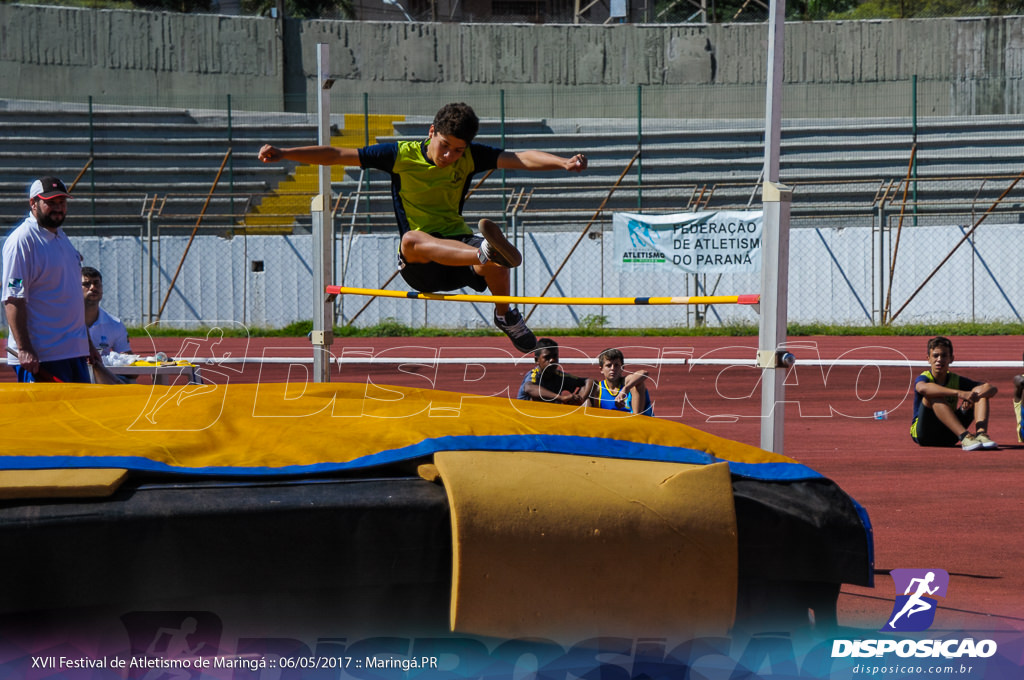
top-left (758, 0), bottom-right (793, 453)
top-left (312, 43), bottom-right (335, 383)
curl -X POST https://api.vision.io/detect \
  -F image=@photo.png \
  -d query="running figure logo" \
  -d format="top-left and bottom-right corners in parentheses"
top-left (882, 568), bottom-right (949, 631)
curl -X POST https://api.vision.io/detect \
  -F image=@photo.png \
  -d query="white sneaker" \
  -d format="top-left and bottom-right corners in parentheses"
top-left (961, 433), bottom-right (983, 451)
top-left (477, 219), bottom-right (522, 268)
top-left (975, 433), bottom-right (998, 449)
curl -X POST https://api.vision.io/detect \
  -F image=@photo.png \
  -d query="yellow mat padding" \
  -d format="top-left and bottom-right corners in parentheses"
top-left (0, 468), bottom-right (127, 499)
top-left (434, 450), bottom-right (738, 641)
top-left (0, 382), bottom-right (795, 474)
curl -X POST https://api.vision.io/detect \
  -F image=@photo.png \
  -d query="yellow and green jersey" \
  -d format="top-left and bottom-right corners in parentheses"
top-left (358, 139), bottom-right (503, 238)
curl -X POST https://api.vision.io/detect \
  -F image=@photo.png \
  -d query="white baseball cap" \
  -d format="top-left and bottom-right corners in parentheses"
top-left (29, 176), bottom-right (71, 200)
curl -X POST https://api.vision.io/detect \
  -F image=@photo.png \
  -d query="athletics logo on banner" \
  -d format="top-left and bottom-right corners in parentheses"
top-left (612, 211), bottom-right (762, 274)
top-left (882, 568), bottom-right (949, 632)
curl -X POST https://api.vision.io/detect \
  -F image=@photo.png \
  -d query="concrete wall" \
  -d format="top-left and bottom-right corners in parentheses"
top-left (0, 6), bottom-right (284, 107)
top-left (3, 5), bottom-right (1024, 116)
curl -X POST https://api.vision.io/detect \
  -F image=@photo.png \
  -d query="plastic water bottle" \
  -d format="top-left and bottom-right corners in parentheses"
top-left (874, 410), bottom-right (888, 420)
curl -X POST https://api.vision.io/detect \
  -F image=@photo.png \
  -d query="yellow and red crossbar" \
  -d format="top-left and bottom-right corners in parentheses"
top-left (326, 286), bottom-right (759, 307)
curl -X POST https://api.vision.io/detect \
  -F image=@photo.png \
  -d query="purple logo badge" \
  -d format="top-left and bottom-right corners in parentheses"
top-left (882, 568), bottom-right (949, 632)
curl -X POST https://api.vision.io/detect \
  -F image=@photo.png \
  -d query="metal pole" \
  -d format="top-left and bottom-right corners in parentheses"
top-left (228, 94), bottom-right (235, 218)
top-left (758, 0), bottom-right (792, 454)
top-left (511, 210), bottom-right (519, 298)
top-left (876, 204), bottom-right (885, 324)
top-left (362, 92), bottom-right (371, 230)
top-left (912, 75), bottom-right (918, 227)
top-left (141, 200), bottom-right (147, 325)
top-left (147, 209), bottom-right (153, 324)
top-left (500, 91), bottom-right (507, 201)
top-left (89, 96), bottom-right (96, 227)
top-left (311, 43), bottom-right (336, 383)
top-left (500, 89), bottom-right (514, 295)
top-left (637, 84), bottom-right (643, 211)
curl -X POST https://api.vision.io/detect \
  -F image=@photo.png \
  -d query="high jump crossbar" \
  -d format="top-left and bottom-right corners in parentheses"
top-left (326, 286), bottom-right (759, 307)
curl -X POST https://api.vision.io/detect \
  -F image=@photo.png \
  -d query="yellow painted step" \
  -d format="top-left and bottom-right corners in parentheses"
top-left (240, 114), bottom-right (405, 232)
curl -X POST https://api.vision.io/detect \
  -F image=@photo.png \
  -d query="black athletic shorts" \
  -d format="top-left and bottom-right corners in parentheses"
top-left (398, 233), bottom-right (488, 293)
top-left (912, 403), bottom-right (975, 447)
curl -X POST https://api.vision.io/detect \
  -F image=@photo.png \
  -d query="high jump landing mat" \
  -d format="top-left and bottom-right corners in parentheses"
top-left (0, 381), bottom-right (871, 644)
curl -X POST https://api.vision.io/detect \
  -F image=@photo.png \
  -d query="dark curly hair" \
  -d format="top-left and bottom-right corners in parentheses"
top-left (432, 103), bottom-right (479, 143)
top-left (533, 337), bottom-right (558, 360)
top-left (927, 336), bottom-right (954, 355)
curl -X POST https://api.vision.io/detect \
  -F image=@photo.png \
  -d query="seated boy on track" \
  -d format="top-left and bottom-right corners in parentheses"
top-left (518, 338), bottom-right (593, 406)
top-left (590, 347), bottom-right (654, 416)
top-left (258, 102), bottom-right (588, 353)
top-left (910, 336), bottom-right (997, 451)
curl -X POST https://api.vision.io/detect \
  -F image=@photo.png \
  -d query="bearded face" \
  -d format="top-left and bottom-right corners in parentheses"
top-left (31, 197), bottom-right (67, 230)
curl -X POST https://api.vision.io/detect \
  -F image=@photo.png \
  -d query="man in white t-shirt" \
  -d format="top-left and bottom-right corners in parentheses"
top-left (2, 177), bottom-right (93, 383)
top-left (82, 265), bottom-right (130, 357)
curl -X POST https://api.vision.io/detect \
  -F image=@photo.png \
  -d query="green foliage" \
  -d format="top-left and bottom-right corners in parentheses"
top-left (133, 0), bottom-right (211, 12)
top-left (335, 318), bottom-right (500, 338)
top-left (338, 318), bottom-right (437, 337)
top-left (9, 0), bottom-right (354, 18)
top-left (278, 320), bottom-right (313, 336)
top-left (826, 0), bottom-right (1024, 18)
top-left (789, 321), bottom-right (1024, 336)
top-left (129, 320), bottom-right (1024, 339)
top-left (7, 0), bottom-right (135, 7)
top-left (241, 0), bottom-right (353, 19)
top-left (575, 314), bottom-right (611, 335)
top-left (789, 0), bottom-right (861, 20)
top-left (655, 0), bottom-right (1024, 21)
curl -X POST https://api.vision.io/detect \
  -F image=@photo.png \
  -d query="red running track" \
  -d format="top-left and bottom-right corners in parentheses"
top-left (4, 334), bottom-right (1023, 634)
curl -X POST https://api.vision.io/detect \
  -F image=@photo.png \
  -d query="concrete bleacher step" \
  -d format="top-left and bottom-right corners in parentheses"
top-left (3, 99), bottom-right (1024, 234)
top-left (235, 113), bottom-right (406, 233)
top-left (0, 102), bottom-right (325, 234)
top-left (389, 117), bottom-right (555, 138)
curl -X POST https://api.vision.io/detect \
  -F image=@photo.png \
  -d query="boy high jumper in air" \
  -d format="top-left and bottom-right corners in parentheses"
top-left (259, 102), bottom-right (588, 352)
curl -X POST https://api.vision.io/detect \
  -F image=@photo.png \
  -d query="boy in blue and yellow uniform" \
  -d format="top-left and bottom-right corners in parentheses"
top-left (911, 336), bottom-right (997, 451)
top-left (259, 103), bottom-right (588, 353)
top-left (590, 347), bottom-right (654, 416)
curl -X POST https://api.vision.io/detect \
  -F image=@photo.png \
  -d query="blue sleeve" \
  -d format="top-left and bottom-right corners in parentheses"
top-left (958, 375), bottom-right (982, 391)
top-left (517, 371), bottom-right (533, 400)
top-left (357, 142), bottom-right (399, 173)
top-left (469, 143), bottom-right (502, 172)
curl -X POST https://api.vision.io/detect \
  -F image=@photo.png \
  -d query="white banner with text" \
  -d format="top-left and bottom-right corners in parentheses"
top-left (613, 211), bottom-right (763, 274)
